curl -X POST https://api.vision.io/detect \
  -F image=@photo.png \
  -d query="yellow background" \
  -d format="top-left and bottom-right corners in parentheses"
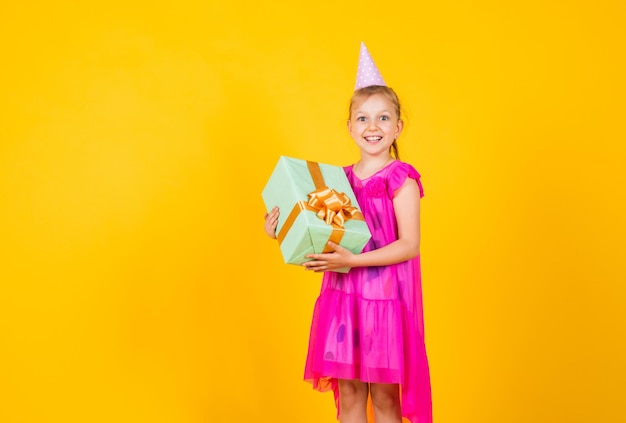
top-left (1, 1), bottom-right (624, 422)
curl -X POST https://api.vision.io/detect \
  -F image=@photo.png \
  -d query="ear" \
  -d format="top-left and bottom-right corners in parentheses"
top-left (347, 119), bottom-right (352, 132)
top-left (395, 119), bottom-right (404, 138)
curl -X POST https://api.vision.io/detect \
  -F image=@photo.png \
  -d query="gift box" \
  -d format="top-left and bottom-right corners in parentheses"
top-left (262, 156), bottom-right (371, 273)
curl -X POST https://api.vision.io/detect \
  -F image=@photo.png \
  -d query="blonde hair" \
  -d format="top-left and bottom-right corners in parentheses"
top-left (348, 85), bottom-right (402, 159)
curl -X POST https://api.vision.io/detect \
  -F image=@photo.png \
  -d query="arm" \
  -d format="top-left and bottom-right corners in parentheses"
top-left (303, 178), bottom-right (421, 272)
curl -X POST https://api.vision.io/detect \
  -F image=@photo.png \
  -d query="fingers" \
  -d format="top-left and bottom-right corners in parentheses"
top-left (306, 249), bottom-right (337, 261)
top-left (263, 206), bottom-right (280, 239)
top-left (306, 243), bottom-right (341, 258)
top-left (304, 250), bottom-right (333, 272)
top-left (326, 241), bottom-right (342, 251)
top-left (268, 207), bottom-right (279, 219)
top-left (267, 206), bottom-right (279, 228)
top-left (303, 259), bottom-right (327, 272)
top-left (264, 206), bottom-right (279, 220)
top-left (304, 242), bottom-right (354, 271)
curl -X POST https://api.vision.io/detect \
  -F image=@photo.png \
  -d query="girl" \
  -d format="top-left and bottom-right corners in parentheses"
top-left (264, 46), bottom-right (432, 423)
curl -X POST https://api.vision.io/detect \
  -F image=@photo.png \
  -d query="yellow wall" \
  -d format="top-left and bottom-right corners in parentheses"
top-left (1, 1), bottom-right (624, 422)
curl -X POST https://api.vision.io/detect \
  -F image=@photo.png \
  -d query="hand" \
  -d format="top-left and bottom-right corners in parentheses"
top-left (303, 242), bottom-right (355, 272)
top-left (264, 206), bottom-right (280, 239)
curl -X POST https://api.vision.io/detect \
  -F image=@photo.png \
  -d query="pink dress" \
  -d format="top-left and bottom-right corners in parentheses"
top-left (304, 160), bottom-right (432, 423)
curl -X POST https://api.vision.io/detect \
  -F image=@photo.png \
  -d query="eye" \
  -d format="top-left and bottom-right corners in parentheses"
top-left (380, 115), bottom-right (389, 121)
top-left (357, 116), bottom-right (366, 122)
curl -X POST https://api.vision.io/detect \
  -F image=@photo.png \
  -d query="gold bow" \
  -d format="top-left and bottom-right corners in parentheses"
top-left (307, 186), bottom-right (362, 227)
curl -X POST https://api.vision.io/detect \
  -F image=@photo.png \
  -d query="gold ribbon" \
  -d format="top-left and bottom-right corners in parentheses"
top-left (277, 161), bottom-right (364, 253)
top-left (307, 186), bottom-right (363, 227)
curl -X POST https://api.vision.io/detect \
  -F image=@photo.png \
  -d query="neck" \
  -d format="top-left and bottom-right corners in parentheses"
top-left (355, 155), bottom-right (395, 176)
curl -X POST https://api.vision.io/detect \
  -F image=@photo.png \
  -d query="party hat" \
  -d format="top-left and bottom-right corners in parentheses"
top-left (354, 42), bottom-right (386, 90)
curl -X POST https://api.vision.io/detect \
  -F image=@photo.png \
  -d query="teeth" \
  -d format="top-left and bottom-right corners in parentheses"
top-left (365, 136), bottom-right (382, 142)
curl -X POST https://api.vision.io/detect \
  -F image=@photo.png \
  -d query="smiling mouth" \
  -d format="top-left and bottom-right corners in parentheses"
top-left (365, 136), bottom-right (383, 143)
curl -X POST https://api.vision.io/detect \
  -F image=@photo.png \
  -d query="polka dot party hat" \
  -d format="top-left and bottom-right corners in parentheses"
top-left (354, 42), bottom-right (386, 90)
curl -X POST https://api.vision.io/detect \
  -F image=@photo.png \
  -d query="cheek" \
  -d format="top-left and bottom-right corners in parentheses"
top-left (349, 123), bottom-right (363, 135)
top-left (381, 122), bottom-right (396, 132)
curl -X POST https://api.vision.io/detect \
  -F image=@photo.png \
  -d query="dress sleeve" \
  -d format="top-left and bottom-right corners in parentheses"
top-left (387, 162), bottom-right (424, 198)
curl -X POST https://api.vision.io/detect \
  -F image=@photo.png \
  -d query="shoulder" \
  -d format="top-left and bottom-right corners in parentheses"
top-left (386, 161), bottom-right (424, 198)
top-left (389, 160), bottom-right (420, 177)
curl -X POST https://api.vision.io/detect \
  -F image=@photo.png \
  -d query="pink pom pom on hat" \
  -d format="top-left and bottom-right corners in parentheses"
top-left (354, 42), bottom-right (386, 90)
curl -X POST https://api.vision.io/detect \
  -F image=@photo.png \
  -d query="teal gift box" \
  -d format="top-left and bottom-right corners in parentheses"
top-left (262, 156), bottom-right (371, 273)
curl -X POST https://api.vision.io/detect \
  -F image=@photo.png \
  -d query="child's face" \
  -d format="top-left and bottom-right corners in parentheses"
top-left (348, 93), bottom-right (403, 158)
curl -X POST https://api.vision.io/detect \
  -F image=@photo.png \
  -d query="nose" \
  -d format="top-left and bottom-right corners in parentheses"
top-left (367, 120), bottom-right (379, 131)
